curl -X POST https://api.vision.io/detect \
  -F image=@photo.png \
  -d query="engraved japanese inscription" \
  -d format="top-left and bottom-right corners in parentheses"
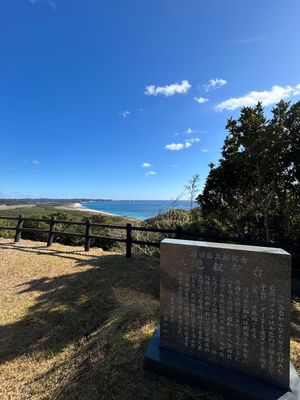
top-left (160, 239), bottom-right (291, 390)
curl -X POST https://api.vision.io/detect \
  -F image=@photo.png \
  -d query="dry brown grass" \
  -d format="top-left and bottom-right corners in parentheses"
top-left (0, 204), bottom-right (35, 210)
top-left (0, 239), bottom-right (157, 399)
top-left (0, 238), bottom-right (299, 400)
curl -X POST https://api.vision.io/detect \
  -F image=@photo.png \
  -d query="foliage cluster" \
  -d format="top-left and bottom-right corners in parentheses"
top-left (197, 100), bottom-right (300, 271)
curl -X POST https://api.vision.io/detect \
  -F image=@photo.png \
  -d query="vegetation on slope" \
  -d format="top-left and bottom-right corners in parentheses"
top-left (0, 204), bottom-right (134, 250)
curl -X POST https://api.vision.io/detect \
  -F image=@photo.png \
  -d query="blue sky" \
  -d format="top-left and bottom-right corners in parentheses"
top-left (0, 0), bottom-right (300, 200)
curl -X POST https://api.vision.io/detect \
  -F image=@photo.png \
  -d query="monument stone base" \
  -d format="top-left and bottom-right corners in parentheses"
top-left (144, 326), bottom-right (300, 400)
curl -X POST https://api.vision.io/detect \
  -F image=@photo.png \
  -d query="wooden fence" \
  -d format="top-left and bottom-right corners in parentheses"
top-left (0, 214), bottom-right (185, 258)
top-left (0, 214), bottom-right (285, 259)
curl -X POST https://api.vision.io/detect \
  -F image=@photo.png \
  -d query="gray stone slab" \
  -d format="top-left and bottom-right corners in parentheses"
top-left (144, 326), bottom-right (300, 400)
top-left (160, 239), bottom-right (292, 390)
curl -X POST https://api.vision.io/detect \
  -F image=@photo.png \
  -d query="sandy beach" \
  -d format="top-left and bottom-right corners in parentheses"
top-left (56, 202), bottom-right (119, 216)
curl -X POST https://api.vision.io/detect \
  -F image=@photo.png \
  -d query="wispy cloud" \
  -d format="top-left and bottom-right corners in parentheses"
top-left (215, 83), bottom-right (300, 111)
top-left (174, 128), bottom-right (197, 137)
top-left (165, 138), bottom-right (200, 151)
top-left (145, 80), bottom-right (191, 97)
top-left (141, 162), bottom-right (151, 168)
top-left (118, 110), bottom-right (131, 118)
top-left (194, 96), bottom-right (209, 104)
top-left (0, 190), bottom-right (31, 197)
top-left (145, 170), bottom-right (157, 177)
top-left (223, 37), bottom-right (265, 45)
top-left (187, 138), bottom-right (200, 144)
top-left (185, 128), bottom-right (197, 135)
top-left (29, 0), bottom-right (57, 10)
top-left (32, 160), bottom-right (40, 165)
top-left (202, 149), bottom-right (208, 152)
top-left (204, 78), bottom-right (227, 92)
top-left (0, 190), bottom-right (14, 196)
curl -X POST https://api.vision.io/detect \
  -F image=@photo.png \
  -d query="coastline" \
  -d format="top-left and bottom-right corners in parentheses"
top-left (56, 202), bottom-right (120, 217)
top-left (57, 200), bottom-right (190, 220)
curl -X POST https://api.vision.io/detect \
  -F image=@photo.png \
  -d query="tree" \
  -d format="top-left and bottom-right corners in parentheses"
top-left (185, 174), bottom-right (200, 210)
top-left (198, 100), bottom-right (300, 244)
top-left (184, 174), bottom-right (201, 225)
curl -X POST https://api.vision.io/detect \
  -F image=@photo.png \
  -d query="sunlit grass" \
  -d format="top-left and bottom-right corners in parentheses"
top-left (0, 239), bottom-right (221, 400)
top-left (0, 238), bottom-right (299, 400)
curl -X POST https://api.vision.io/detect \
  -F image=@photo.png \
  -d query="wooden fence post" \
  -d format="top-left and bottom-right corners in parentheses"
top-left (47, 216), bottom-right (56, 247)
top-left (175, 226), bottom-right (183, 240)
top-left (14, 214), bottom-right (24, 243)
top-left (85, 220), bottom-right (91, 251)
top-left (126, 223), bottom-right (132, 258)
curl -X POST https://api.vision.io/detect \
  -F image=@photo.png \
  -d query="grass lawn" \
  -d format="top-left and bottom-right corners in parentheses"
top-left (0, 239), bottom-right (299, 400)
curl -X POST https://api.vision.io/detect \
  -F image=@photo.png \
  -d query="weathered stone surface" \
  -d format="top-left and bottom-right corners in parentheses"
top-left (144, 327), bottom-right (300, 400)
top-left (160, 239), bottom-right (291, 390)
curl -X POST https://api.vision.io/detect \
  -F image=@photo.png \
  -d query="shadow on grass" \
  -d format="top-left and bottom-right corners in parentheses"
top-left (0, 243), bottom-right (298, 400)
top-left (51, 305), bottom-right (220, 400)
top-left (0, 245), bottom-right (160, 365)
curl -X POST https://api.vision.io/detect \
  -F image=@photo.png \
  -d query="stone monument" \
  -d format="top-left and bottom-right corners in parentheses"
top-left (144, 239), bottom-right (300, 400)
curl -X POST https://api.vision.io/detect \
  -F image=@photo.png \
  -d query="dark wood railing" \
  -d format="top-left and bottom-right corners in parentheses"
top-left (0, 215), bottom-right (184, 258)
top-left (0, 214), bottom-right (298, 260)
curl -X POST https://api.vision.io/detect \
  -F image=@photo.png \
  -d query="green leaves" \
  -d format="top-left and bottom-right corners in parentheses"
top-left (198, 100), bottom-right (300, 247)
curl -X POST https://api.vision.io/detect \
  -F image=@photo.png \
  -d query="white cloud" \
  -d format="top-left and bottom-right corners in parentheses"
top-left (32, 160), bottom-right (40, 165)
top-left (204, 78), bottom-right (227, 92)
top-left (142, 162), bottom-right (151, 168)
top-left (118, 110), bottom-right (131, 118)
top-left (185, 128), bottom-right (198, 135)
top-left (165, 138), bottom-right (200, 151)
top-left (174, 128), bottom-right (198, 137)
top-left (194, 96), bottom-right (209, 104)
top-left (30, 0), bottom-right (57, 10)
top-left (145, 170), bottom-right (157, 177)
top-left (215, 83), bottom-right (300, 111)
top-left (145, 80), bottom-right (191, 97)
top-left (186, 138), bottom-right (200, 144)
top-left (165, 143), bottom-right (185, 151)
top-left (202, 149), bottom-right (208, 152)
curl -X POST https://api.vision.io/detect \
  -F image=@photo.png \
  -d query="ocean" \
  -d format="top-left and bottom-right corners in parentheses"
top-left (81, 200), bottom-right (192, 220)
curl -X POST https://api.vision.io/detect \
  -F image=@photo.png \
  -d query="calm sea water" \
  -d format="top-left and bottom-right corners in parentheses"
top-left (81, 200), bottom-right (192, 220)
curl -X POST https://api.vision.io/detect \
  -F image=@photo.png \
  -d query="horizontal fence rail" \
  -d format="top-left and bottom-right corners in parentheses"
top-left (0, 215), bottom-right (181, 257)
top-left (0, 214), bottom-right (298, 259)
